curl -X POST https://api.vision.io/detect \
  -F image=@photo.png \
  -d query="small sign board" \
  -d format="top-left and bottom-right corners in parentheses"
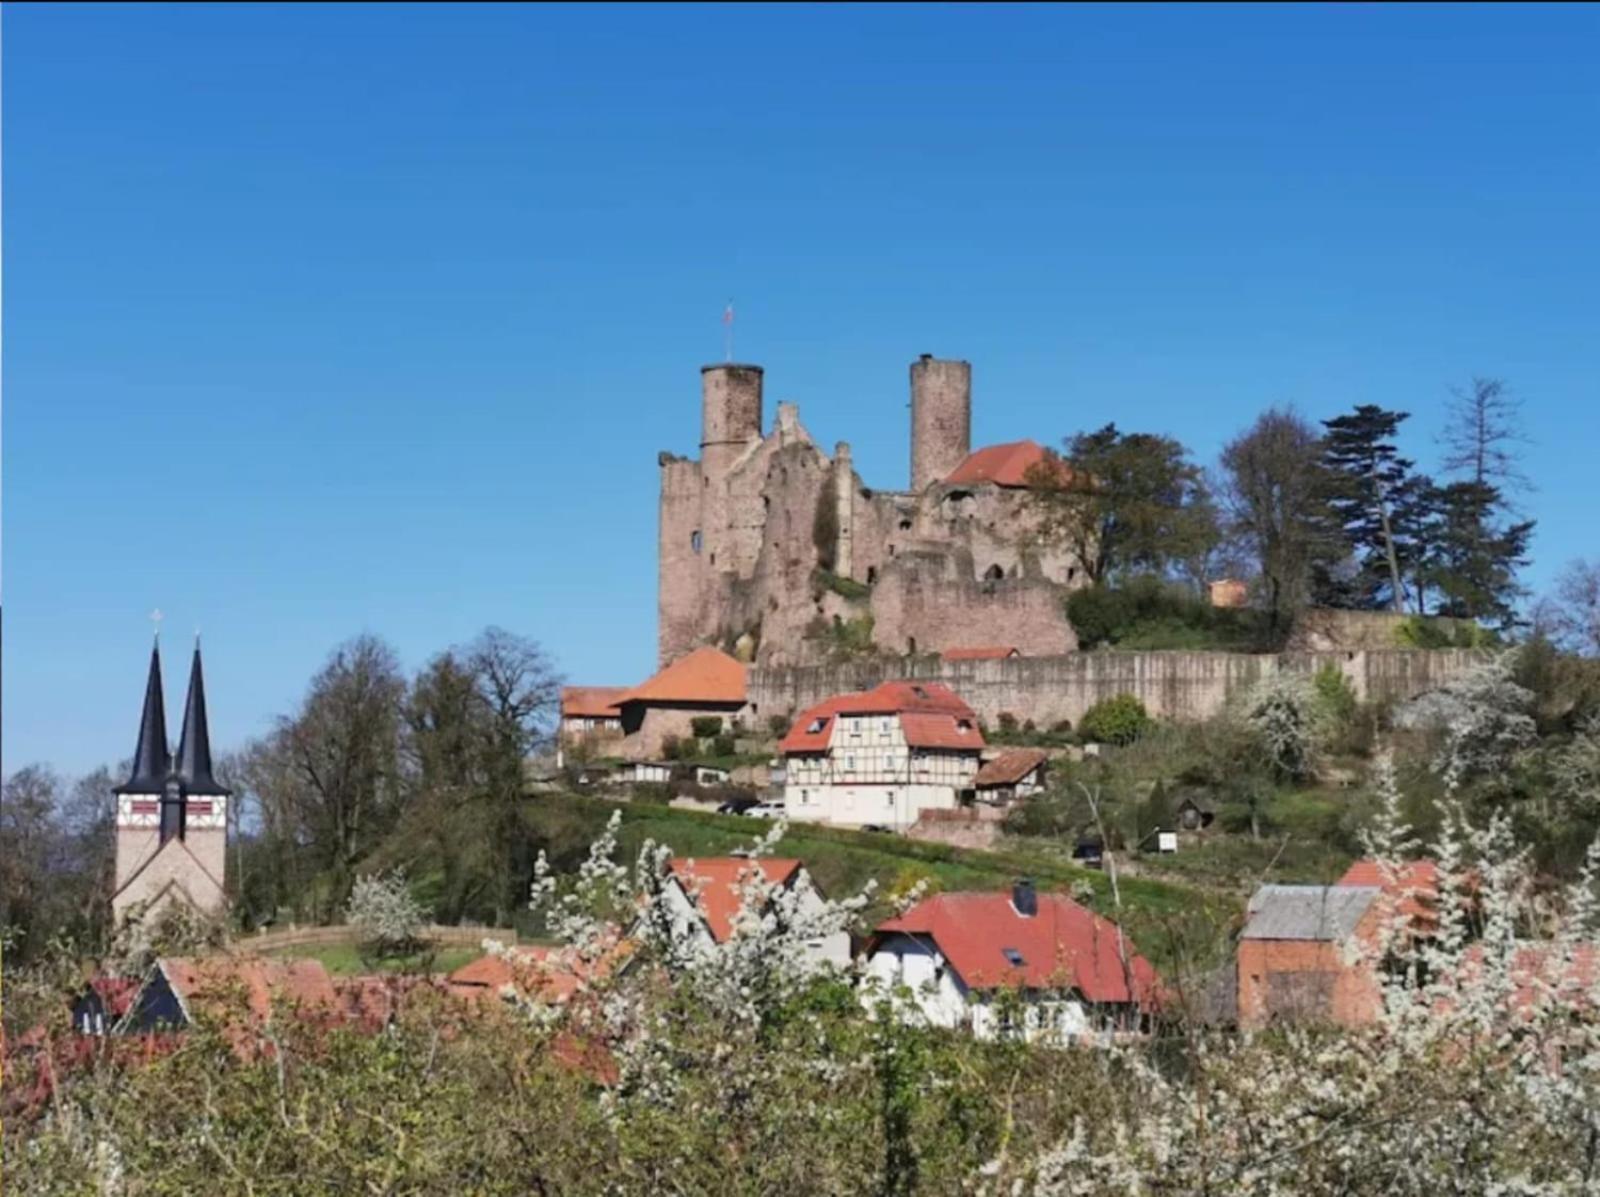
top-left (1156, 831), bottom-right (1178, 855)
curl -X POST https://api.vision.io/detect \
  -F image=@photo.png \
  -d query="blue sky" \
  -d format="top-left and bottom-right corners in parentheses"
top-left (6, 4), bottom-right (1598, 776)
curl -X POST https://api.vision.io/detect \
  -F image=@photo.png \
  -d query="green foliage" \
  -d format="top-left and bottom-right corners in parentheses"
top-left (814, 568), bottom-right (872, 601)
top-left (689, 716), bottom-right (725, 739)
top-left (805, 613), bottom-right (878, 660)
top-left (659, 734), bottom-right (686, 761)
top-left (812, 472), bottom-right (840, 570)
top-left (1312, 664), bottom-right (1358, 726)
top-left (1080, 694), bottom-right (1152, 746)
top-left (1393, 614), bottom-right (1499, 649)
top-left (1030, 423), bottom-right (1219, 586)
top-left (710, 733), bottom-right (737, 758)
top-left (1066, 575), bottom-right (1273, 651)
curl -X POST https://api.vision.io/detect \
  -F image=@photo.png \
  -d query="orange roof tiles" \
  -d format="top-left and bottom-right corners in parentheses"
top-left (873, 891), bottom-right (1159, 1006)
top-left (561, 686), bottom-right (628, 719)
top-left (778, 681), bottom-right (982, 753)
top-left (447, 941), bottom-right (629, 1005)
top-left (159, 956), bottom-right (339, 1025)
top-left (1337, 860), bottom-right (1441, 926)
top-left (618, 646), bottom-right (746, 706)
top-left (667, 857), bottom-right (803, 943)
top-left (974, 748), bottom-right (1049, 788)
top-left (944, 441), bottom-right (1073, 489)
top-left (941, 646), bottom-right (1020, 661)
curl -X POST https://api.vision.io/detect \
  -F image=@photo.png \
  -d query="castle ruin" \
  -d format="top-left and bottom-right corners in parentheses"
top-left (658, 355), bottom-right (1085, 668)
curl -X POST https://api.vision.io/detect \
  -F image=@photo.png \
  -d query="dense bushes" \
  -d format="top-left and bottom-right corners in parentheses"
top-left (1079, 694), bottom-right (1151, 745)
top-left (1066, 576), bottom-right (1273, 651)
top-left (689, 716), bottom-right (724, 739)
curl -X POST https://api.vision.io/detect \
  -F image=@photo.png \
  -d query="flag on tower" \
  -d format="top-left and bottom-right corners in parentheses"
top-left (722, 301), bottom-right (734, 326)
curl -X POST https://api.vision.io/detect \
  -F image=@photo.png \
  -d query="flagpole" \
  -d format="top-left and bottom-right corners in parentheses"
top-left (724, 299), bottom-right (734, 362)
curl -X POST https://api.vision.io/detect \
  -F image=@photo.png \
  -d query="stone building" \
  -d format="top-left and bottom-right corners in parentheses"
top-left (613, 645), bottom-right (747, 760)
top-left (112, 638), bottom-right (231, 925)
top-left (658, 354), bottom-right (1085, 669)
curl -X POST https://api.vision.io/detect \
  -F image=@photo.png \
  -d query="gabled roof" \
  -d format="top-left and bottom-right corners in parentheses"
top-left (1337, 859), bottom-right (1443, 929)
top-left (941, 646), bottom-right (1020, 661)
top-left (618, 647), bottom-right (746, 706)
top-left (944, 441), bottom-right (1073, 489)
top-left (157, 956), bottom-right (339, 1025)
top-left (667, 857), bottom-right (804, 943)
top-left (1241, 885), bottom-right (1379, 942)
top-left (118, 641), bottom-right (171, 794)
top-left (561, 686), bottom-right (628, 719)
top-left (779, 681), bottom-right (982, 753)
top-left (974, 748), bottom-right (1049, 788)
top-left (872, 891), bottom-right (1158, 1006)
top-left (447, 941), bottom-right (628, 1003)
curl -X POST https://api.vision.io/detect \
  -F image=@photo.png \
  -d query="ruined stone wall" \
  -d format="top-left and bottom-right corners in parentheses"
top-left (658, 454), bottom-right (707, 666)
top-left (747, 649), bottom-right (1484, 729)
top-left (870, 552), bottom-right (1077, 658)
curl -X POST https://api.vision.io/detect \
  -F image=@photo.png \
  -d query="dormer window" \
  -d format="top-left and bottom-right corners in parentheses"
top-left (1002, 947), bottom-right (1025, 967)
top-left (806, 716), bottom-right (828, 735)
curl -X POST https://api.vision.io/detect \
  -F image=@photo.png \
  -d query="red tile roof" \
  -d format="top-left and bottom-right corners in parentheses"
top-left (944, 441), bottom-right (1073, 489)
top-left (974, 748), bottom-right (1049, 788)
top-left (619, 647), bottom-right (746, 706)
top-left (667, 857), bottom-right (804, 943)
top-left (1337, 860), bottom-right (1441, 926)
top-left (873, 891), bottom-right (1159, 1007)
top-left (561, 686), bottom-right (627, 719)
top-left (159, 956), bottom-right (339, 1025)
top-left (447, 942), bottom-right (627, 1004)
top-left (779, 681), bottom-right (982, 753)
top-left (941, 646), bottom-right (1020, 661)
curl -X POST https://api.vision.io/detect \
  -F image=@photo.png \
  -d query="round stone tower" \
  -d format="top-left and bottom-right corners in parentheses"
top-left (700, 363), bottom-right (764, 479)
top-left (909, 354), bottom-right (971, 492)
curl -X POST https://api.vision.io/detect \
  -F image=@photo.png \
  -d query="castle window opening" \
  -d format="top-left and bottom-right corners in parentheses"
top-left (866, 566), bottom-right (878, 584)
top-left (898, 518), bottom-right (912, 531)
top-left (985, 563), bottom-right (1005, 581)
top-left (691, 530), bottom-right (703, 554)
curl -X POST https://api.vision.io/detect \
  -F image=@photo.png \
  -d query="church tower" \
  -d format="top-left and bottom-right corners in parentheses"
top-left (111, 636), bottom-right (231, 924)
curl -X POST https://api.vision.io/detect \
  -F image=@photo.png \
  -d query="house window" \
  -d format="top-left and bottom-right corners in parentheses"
top-left (845, 755), bottom-right (856, 771)
top-left (879, 718), bottom-right (890, 733)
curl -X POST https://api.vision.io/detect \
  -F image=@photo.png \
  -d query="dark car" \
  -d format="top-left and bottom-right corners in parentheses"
top-left (716, 797), bottom-right (760, 816)
top-left (860, 823), bottom-right (895, 834)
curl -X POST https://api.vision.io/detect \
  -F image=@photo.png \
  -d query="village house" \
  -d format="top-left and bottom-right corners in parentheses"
top-left (655, 856), bottom-right (853, 969)
top-left (1237, 861), bottom-right (1448, 1029)
top-left (121, 956), bottom-right (341, 1034)
top-left (612, 646), bottom-right (747, 761)
top-left (972, 747), bottom-right (1050, 804)
top-left (557, 686), bottom-right (627, 764)
top-left (779, 681), bottom-right (985, 829)
top-left (864, 881), bottom-right (1159, 1041)
top-left (1236, 885), bottom-right (1385, 1029)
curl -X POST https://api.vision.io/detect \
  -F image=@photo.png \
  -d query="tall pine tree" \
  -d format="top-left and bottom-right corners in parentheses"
top-left (1318, 405), bottom-right (1418, 612)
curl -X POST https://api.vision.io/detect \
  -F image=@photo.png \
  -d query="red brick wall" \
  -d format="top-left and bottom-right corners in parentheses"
top-left (1236, 938), bottom-right (1382, 1029)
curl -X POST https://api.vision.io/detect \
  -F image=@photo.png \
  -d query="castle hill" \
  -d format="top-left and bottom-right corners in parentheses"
top-left (5, 6), bottom-right (1599, 1193)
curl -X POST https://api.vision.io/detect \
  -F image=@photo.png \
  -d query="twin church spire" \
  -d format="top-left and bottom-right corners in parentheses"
top-left (116, 635), bottom-right (229, 799)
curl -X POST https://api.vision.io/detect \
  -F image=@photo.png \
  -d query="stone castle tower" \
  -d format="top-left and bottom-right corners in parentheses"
top-left (111, 637), bottom-right (231, 924)
top-left (657, 354), bottom-right (1084, 670)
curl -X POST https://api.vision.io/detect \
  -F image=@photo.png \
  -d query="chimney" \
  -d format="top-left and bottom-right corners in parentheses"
top-left (1012, 878), bottom-right (1037, 917)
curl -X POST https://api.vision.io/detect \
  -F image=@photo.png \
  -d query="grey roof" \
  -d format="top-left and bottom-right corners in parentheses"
top-left (1241, 885), bottom-right (1380, 941)
top-left (175, 644), bottom-right (230, 797)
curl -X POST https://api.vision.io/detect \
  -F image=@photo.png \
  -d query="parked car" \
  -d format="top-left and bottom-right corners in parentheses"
top-left (715, 796), bottom-right (759, 816)
top-left (860, 823), bottom-right (895, 834)
top-left (744, 801), bottom-right (787, 819)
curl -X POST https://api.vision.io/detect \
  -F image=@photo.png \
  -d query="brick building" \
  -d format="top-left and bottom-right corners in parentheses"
top-left (657, 354), bottom-right (1086, 669)
top-left (1235, 885), bottom-right (1385, 1029)
top-left (613, 646), bottom-right (747, 760)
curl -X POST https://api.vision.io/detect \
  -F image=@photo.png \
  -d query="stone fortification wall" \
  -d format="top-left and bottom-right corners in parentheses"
top-left (748, 649), bottom-right (1484, 729)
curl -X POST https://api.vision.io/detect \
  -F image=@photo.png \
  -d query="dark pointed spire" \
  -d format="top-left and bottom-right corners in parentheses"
top-left (117, 637), bottom-right (171, 793)
top-left (175, 638), bottom-right (229, 796)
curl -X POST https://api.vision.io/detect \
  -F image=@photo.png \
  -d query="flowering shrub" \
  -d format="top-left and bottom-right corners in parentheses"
top-left (9, 777), bottom-right (1599, 1194)
top-left (345, 869), bottom-right (431, 962)
top-left (1397, 650), bottom-right (1537, 789)
top-left (1235, 669), bottom-right (1327, 780)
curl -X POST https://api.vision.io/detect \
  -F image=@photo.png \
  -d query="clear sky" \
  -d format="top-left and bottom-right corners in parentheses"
top-left (5, 3), bottom-right (1598, 777)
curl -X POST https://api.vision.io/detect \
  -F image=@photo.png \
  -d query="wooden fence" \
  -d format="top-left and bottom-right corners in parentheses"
top-left (240, 923), bottom-right (519, 954)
